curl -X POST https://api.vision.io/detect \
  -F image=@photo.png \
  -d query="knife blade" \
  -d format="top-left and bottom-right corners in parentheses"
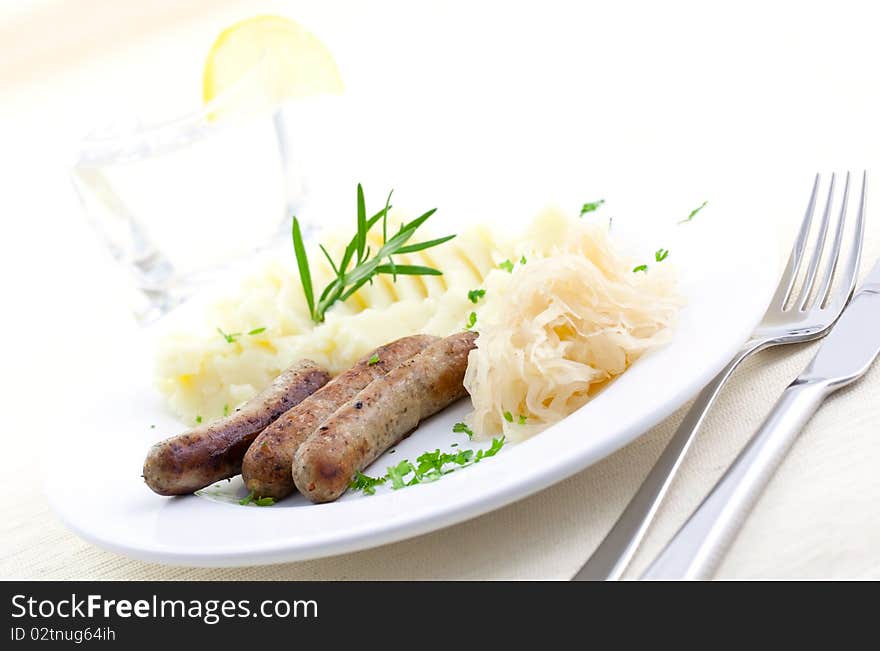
top-left (800, 257), bottom-right (880, 389)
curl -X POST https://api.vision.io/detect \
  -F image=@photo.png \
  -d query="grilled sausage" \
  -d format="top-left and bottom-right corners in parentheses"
top-left (293, 331), bottom-right (477, 503)
top-left (242, 335), bottom-right (437, 499)
top-left (143, 360), bottom-right (330, 496)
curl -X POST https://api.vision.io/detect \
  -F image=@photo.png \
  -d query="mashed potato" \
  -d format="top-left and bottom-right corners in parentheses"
top-left (156, 219), bottom-right (505, 423)
top-left (463, 210), bottom-right (681, 440)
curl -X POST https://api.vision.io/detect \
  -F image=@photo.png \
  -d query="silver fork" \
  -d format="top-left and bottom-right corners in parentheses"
top-left (573, 171), bottom-right (867, 581)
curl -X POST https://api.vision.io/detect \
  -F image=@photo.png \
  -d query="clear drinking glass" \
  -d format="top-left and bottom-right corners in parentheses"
top-left (71, 60), bottom-right (306, 323)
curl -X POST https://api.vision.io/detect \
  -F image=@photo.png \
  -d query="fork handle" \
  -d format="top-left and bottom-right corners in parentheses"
top-left (573, 341), bottom-right (764, 581)
top-left (640, 378), bottom-right (831, 580)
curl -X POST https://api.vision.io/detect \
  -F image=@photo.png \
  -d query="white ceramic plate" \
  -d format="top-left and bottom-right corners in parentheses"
top-left (45, 177), bottom-right (782, 567)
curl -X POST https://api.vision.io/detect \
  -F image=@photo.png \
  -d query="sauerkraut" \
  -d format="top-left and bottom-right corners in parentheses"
top-left (463, 210), bottom-right (681, 440)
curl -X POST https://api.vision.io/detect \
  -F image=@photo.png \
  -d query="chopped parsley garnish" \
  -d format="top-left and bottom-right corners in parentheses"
top-left (633, 248), bottom-right (668, 273)
top-left (216, 327), bottom-right (242, 344)
top-left (348, 436), bottom-right (507, 496)
top-left (415, 449), bottom-right (447, 477)
top-left (474, 436), bottom-right (505, 461)
top-left (219, 327), bottom-right (265, 342)
top-left (580, 199), bottom-right (605, 216)
top-left (679, 200), bottom-right (708, 223)
top-left (223, 404), bottom-right (230, 417)
top-left (517, 414), bottom-right (528, 425)
top-left (386, 459), bottom-right (416, 490)
top-left (503, 410), bottom-right (514, 423)
top-left (519, 255), bottom-right (527, 265)
top-left (239, 491), bottom-right (275, 506)
top-left (466, 311), bottom-right (477, 329)
top-left (498, 259), bottom-right (514, 273)
top-left (468, 288), bottom-right (486, 304)
top-left (453, 422), bottom-right (474, 439)
top-left (349, 471), bottom-right (386, 496)
top-left (450, 442), bottom-right (459, 447)
top-left (195, 415), bottom-right (203, 424)
top-left (368, 353), bottom-right (380, 365)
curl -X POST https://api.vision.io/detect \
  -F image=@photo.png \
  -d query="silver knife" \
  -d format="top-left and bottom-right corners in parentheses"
top-left (642, 257), bottom-right (880, 580)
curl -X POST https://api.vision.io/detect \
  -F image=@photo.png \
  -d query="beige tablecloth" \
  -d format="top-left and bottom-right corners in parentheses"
top-left (4, 331), bottom-right (879, 579)
top-left (2, 0), bottom-right (879, 580)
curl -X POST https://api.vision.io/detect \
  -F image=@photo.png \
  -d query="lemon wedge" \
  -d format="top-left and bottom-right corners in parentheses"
top-left (203, 15), bottom-right (343, 115)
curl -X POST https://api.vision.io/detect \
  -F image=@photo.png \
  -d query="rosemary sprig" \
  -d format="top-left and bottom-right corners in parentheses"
top-left (291, 218), bottom-right (315, 319)
top-left (292, 184), bottom-right (456, 323)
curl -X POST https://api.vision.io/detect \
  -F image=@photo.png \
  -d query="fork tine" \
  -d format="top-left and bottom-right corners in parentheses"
top-left (825, 171), bottom-right (866, 313)
top-left (797, 173), bottom-right (836, 310)
top-left (812, 172), bottom-right (850, 308)
top-left (769, 173), bottom-right (819, 309)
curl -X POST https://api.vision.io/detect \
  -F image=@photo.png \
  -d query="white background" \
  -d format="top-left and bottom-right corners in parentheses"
top-left (1, 0), bottom-right (878, 579)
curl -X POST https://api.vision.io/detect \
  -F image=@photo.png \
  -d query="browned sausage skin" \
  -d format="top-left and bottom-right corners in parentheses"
top-left (293, 331), bottom-right (477, 503)
top-left (242, 335), bottom-right (438, 500)
top-left (143, 360), bottom-right (330, 496)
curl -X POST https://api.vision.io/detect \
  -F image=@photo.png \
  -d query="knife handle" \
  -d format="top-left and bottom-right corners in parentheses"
top-left (641, 378), bottom-right (832, 580)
